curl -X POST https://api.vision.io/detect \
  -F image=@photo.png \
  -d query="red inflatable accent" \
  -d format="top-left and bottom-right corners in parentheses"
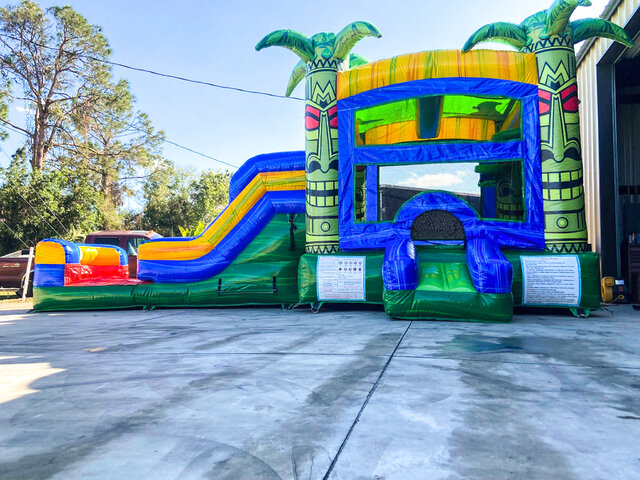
top-left (65, 277), bottom-right (148, 287)
top-left (65, 264), bottom-right (129, 286)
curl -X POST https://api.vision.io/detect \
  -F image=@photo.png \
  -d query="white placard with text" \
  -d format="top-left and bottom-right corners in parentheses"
top-left (317, 256), bottom-right (366, 301)
top-left (521, 255), bottom-right (581, 306)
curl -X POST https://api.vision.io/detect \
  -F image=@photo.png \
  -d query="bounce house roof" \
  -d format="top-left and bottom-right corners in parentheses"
top-left (337, 49), bottom-right (538, 100)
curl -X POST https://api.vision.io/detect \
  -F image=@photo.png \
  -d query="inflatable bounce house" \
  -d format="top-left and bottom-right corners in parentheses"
top-left (32, 0), bottom-right (633, 321)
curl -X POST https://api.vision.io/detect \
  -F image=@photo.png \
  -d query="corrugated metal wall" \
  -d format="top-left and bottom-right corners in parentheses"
top-left (577, 0), bottom-right (640, 254)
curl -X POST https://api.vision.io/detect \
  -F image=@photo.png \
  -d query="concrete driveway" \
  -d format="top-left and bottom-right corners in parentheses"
top-left (0, 303), bottom-right (639, 479)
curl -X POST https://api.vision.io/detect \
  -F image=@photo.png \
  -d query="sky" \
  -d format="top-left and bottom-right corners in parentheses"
top-left (0, 0), bottom-right (609, 182)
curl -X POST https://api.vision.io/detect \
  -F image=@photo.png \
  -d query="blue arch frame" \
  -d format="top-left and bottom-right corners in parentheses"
top-left (337, 77), bottom-right (545, 251)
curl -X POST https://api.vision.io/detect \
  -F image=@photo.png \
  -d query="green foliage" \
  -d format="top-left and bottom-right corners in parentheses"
top-left (136, 162), bottom-right (231, 237)
top-left (190, 169), bottom-right (232, 225)
top-left (0, 148), bottom-right (104, 254)
top-left (0, 74), bottom-right (9, 142)
top-left (0, 0), bottom-right (112, 170)
top-left (67, 78), bottom-right (165, 227)
top-left (178, 221), bottom-right (206, 238)
top-left (137, 161), bottom-right (194, 237)
top-left (0, 1), bottom-right (167, 243)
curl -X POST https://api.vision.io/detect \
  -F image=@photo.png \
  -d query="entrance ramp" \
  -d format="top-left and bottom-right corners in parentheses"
top-left (382, 239), bottom-right (513, 322)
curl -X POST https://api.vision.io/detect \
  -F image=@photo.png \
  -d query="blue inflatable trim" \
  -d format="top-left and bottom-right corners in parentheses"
top-left (229, 151), bottom-right (305, 201)
top-left (146, 151), bottom-right (306, 247)
top-left (138, 151), bottom-right (305, 283)
top-left (337, 77), bottom-right (544, 252)
top-left (466, 237), bottom-right (513, 294)
top-left (382, 238), bottom-right (418, 290)
top-left (34, 264), bottom-right (65, 288)
top-left (365, 165), bottom-right (378, 221)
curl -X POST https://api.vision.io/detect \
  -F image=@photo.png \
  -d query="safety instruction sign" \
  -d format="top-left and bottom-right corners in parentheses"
top-left (521, 255), bottom-right (581, 306)
top-left (317, 256), bottom-right (366, 301)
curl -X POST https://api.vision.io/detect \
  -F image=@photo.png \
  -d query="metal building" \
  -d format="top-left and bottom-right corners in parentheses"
top-left (577, 0), bottom-right (640, 286)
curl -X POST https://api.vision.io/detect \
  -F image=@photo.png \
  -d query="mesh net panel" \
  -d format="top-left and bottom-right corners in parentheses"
top-left (410, 210), bottom-right (466, 241)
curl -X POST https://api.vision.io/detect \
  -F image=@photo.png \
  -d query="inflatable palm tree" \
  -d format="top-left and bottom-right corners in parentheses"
top-left (257, 23), bottom-right (381, 254)
top-left (463, 0), bottom-right (633, 253)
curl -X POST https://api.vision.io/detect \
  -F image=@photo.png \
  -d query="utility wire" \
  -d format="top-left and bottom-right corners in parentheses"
top-left (27, 184), bottom-right (71, 234)
top-left (104, 59), bottom-right (304, 102)
top-left (0, 108), bottom-right (239, 170)
top-left (0, 34), bottom-right (246, 170)
top-left (0, 121), bottom-right (30, 137)
top-left (0, 33), bottom-right (305, 102)
top-left (0, 218), bottom-right (32, 249)
top-left (0, 145), bottom-right (71, 235)
top-left (0, 33), bottom-right (246, 169)
top-left (161, 138), bottom-right (238, 169)
top-left (0, 166), bottom-right (65, 238)
top-left (9, 186), bottom-right (63, 238)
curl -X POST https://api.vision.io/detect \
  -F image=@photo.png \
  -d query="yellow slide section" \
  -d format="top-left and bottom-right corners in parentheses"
top-left (138, 170), bottom-right (305, 262)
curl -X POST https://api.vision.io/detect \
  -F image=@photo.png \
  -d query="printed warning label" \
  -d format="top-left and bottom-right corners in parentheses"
top-left (317, 256), bottom-right (365, 301)
top-left (521, 255), bottom-right (581, 306)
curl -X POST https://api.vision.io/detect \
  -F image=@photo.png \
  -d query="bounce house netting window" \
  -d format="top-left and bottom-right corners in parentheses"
top-left (354, 94), bottom-right (522, 146)
top-left (354, 160), bottom-right (525, 224)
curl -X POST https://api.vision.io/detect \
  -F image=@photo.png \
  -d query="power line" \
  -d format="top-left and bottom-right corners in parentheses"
top-left (0, 108), bottom-right (239, 170)
top-left (160, 139), bottom-right (238, 169)
top-left (105, 59), bottom-right (304, 102)
top-left (0, 33), bottom-right (304, 102)
top-left (0, 145), bottom-right (71, 234)
top-left (0, 33), bottom-right (246, 169)
top-left (0, 218), bottom-right (32, 249)
top-left (10, 186), bottom-right (63, 238)
top-left (87, 109), bottom-right (240, 170)
top-left (0, 169), bottom-right (65, 238)
top-left (0, 33), bottom-right (248, 169)
top-left (0, 121), bottom-right (29, 137)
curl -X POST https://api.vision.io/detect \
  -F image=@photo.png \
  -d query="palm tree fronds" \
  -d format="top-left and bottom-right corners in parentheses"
top-left (349, 53), bottom-right (369, 67)
top-left (462, 22), bottom-right (528, 52)
top-left (255, 29), bottom-right (314, 63)
top-left (333, 21), bottom-right (381, 61)
top-left (546, 0), bottom-right (591, 35)
top-left (570, 18), bottom-right (634, 46)
top-left (285, 60), bottom-right (306, 97)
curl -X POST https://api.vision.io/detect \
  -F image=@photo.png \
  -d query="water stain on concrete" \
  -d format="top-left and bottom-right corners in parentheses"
top-left (445, 335), bottom-right (579, 480)
top-left (0, 332), bottom-right (324, 479)
top-left (445, 332), bottom-right (640, 479)
top-left (244, 331), bottom-right (404, 479)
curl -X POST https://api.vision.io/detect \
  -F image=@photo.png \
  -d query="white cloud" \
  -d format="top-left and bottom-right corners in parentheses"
top-left (15, 106), bottom-right (30, 113)
top-left (400, 172), bottom-right (464, 189)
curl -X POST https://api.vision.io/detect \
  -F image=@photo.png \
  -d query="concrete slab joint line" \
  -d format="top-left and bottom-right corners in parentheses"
top-left (322, 321), bottom-right (414, 480)
top-left (3, 305), bottom-right (640, 478)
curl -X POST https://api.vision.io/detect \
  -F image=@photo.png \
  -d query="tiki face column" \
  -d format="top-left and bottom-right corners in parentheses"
top-left (304, 40), bottom-right (340, 253)
top-left (463, 0), bottom-right (633, 253)
top-left (256, 22), bottom-right (381, 254)
top-left (523, 19), bottom-right (586, 252)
